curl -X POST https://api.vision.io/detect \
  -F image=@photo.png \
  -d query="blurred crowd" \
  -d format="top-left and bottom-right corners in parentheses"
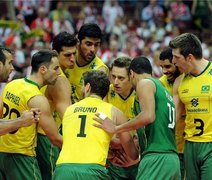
top-left (0, 0), bottom-right (212, 79)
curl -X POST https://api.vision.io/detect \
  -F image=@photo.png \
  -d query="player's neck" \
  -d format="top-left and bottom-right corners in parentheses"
top-left (89, 94), bottom-right (102, 100)
top-left (119, 88), bottom-right (133, 99)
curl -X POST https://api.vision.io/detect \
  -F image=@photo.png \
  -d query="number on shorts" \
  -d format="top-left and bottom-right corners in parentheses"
top-left (77, 115), bottom-right (87, 137)
top-left (167, 102), bottom-right (175, 129)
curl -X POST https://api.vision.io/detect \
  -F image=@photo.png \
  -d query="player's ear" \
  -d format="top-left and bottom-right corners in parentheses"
top-left (39, 65), bottom-right (47, 74)
top-left (85, 82), bottom-right (91, 93)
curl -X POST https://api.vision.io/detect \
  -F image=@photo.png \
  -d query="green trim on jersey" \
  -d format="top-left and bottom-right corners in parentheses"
top-left (24, 77), bottom-right (40, 89)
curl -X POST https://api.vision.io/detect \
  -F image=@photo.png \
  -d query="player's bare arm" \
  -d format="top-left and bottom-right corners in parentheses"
top-left (93, 79), bottom-right (156, 134)
top-left (47, 76), bottom-right (71, 119)
top-left (28, 95), bottom-right (63, 148)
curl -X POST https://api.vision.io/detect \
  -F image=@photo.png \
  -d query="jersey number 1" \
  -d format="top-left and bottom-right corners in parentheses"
top-left (77, 115), bottom-right (87, 137)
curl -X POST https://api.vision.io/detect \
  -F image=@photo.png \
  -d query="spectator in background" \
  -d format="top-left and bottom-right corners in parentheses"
top-left (52, 14), bottom-right (75, 36)
top-left (111, 16), bottom-right (127, 51)
top-left (191, 0), bottom-right (212, 30)
top-left (152, 49), bottom-right (163, 78)
top-left (101, 38), bottom-right (126, 67)
top-left (141, 0), bottom-right (164, 32)
top-left (136, 20), bottom-right (152, 40)
top-left (14, 0), bottom-right (37, 26)
top-left (102, 0), bottom-right (123, 33)
top-left (167, 0), bottom-right (192, 30)
top-left (49, 1), bottom-right (74, 26)
top-left (83, 2), bottom-right (98, 24)
top-left (30, 6), bottom-right (52, 43)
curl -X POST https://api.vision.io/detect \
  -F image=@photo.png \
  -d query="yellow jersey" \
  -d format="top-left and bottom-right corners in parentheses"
top-left (0, 78), bottom-right (42, 156)
top-left (57, 97), bottom-right (113, 166)
top-left (178, 62), bottom-right (212, 142)
top-left (65, 56), bottom-right (108, 103)
top-left (159, 75), bottom-right (173, 96)
top-left (107, 84), bottom-right (135, 119)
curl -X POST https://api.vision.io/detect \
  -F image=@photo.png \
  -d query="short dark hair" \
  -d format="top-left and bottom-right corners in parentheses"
top-left (31, 49), bottom-right (58, 73)
top-left (78, 23), bottom-right (102, 42)
top-left (52, 32), bottom-right (77, 53)
top-left (83, 70), bottom-right (110, 98)
top-left (159, 47), bottom-right (173, 62)
top-left (0, 46), bottom-right (12, 65)
top-left (110, 56), bottom-right (132, 71)
top-left (129, 56), bottom-right (152, 75)
top-left (169, 33), bottom-right (202, 59)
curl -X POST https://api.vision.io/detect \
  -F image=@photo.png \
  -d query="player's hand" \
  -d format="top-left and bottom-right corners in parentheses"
top-left (31, 108), bottom-right (41, 122)
top-left (109, 150), bottom-right (128, 167)
top-left (93, 112), bottom-right (116, 134)
top-left (21, 108), bottom-right (41, 127)
top-left (109, 149), bottom-right (140, 167)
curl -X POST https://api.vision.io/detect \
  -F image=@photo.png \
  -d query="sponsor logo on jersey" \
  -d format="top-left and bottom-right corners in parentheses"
top-left (110, 90), bottom-right (116, 98)
top-left (201, 85), bottom-right (210, 93)
top-left (187, 97), bottom-right (209, 114)
top-left (191, 98), bottom-right (199, 107)
top-left (90, 62), bottom-right (96, 69)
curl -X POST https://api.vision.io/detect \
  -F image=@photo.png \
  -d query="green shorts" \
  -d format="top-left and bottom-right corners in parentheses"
top-left (178, 153), bottom-right (185, 180)
top-left (108, 161), bottom-right (139, 180)
top-left (0, 152), bottom-right (41, 180)
top-left (53, 163), bottom-right (110, 180)
top-left (184, 141), bottom-right (212, 180)
top-left (136, 153), bottom-right (180, 180)
top-left (36, 133), bottom-right (60, 180)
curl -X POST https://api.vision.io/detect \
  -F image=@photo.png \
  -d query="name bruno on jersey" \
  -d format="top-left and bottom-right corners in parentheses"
top-left (73, 107), bottom-right (97, 113)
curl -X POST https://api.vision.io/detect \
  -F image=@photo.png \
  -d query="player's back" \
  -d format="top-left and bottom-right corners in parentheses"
top-left (57, 97), bottom-right (113, 166)
top-left (142, 77), bottom-right (177, 156)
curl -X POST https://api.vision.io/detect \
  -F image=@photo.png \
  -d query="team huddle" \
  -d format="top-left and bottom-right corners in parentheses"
top-left (0, 23), bottom-right (211, 180)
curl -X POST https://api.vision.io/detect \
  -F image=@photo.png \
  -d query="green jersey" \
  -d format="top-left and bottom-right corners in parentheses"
top-left (141, 78), bottom-right (177, 156)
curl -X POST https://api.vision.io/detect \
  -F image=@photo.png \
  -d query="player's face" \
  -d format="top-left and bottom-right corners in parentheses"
top-left (78, 37), bottom-right (101, 63)
top-left (58, 46), bottom-right (76, 70)
top-left (172, 48), bottom-right (191, 74)
top-left (44, 57), bottom-right (60, 85)
top-left (110, 66), bottom-right (132, 96)
top-left (0, 51), bottom-right (14, 82)
top-left (159, 59), bottom-right (177, 82)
